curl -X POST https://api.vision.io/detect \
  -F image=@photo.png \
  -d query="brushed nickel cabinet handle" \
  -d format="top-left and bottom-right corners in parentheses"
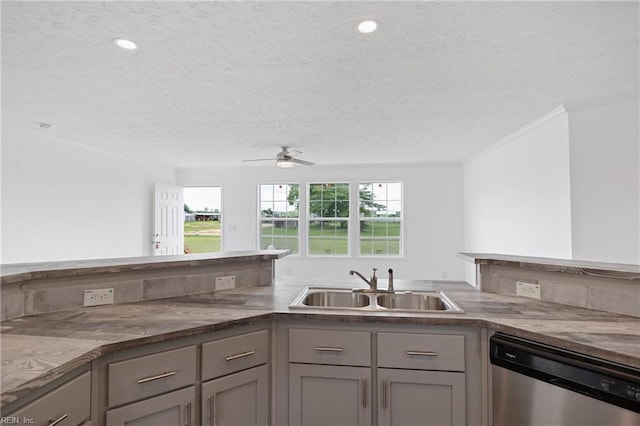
top-left (382, 380), bottom-right (388, 410)
top-left (362, 379), bottom-right (368, 409)
top-left (314, 347), bottom-right (344, 352)
top-left (406, 350), bottom-right (438, 357)
top-left (225, 350), bottom-right (256, 361)
top-left (137, 371), bottom-right (177, 384)
top-left (49, 414), bottom-right (68, 426)
top-left (211, 394), bottom-right (217, 426)
top-left (185, 401), bottom-right (192, 426)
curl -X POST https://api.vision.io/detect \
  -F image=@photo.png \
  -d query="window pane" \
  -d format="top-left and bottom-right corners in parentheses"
top-left (259, 184), bottom-right (299, 254)
top-left (308, 183), bottom-right (350, 256)
top-left (358, 182), bottom-right (402, 256)
top-left (309, 220), bottom-right (348, 255)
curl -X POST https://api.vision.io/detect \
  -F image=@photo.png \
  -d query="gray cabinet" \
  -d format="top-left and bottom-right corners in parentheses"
top-left (378, 369), bottom-right (465, 426)
top-left (7, 371), bottom-right (91, 426)
top-left (100, 325), bottom-right (270, 426)
top-left (202, 364), bottom-right (269, 426)
top-left (104, 344), bottom-right (197, 426)
top-left (288, 328), bottom-right (372, 426)
top-left (377, 331), bottom-right (466, 426)
top-left (201, 327), bottom-right (271, 426)
top-left (289, 364), bottom-right (372, 426)
top-left (106, 386), bottom-right (195, 426)
top-left (279, 323), bottom-right (475, 426)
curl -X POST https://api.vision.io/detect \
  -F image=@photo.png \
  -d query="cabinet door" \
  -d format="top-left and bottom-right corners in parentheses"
top-left (378, 369), bottom-right (465, 426)
top-left (201, 364), bottom-right (269, 426)
top-left (106, 386), bottom-right (195, 426)
top-left (289, 364), bottom-right (371, 426)
top-left (9, 371), bottom-right (91, 426)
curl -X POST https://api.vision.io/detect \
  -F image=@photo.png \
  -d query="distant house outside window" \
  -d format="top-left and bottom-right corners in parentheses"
top-left (259, 183), bottom-right (300, 254)
top-left (308, 182), bottom-right (350, 256)
top-left (358, 182), bottom-right (402, 256)
top-left (183, 186), bottom-right (222, 253)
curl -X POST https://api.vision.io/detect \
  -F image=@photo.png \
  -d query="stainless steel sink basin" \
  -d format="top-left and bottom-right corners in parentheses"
top-left (289, 287), bottom-right (464, 313)
top-left (377, 293), bottom-right (450, 311)
top-left (301, 291), bottom-right (370, 308)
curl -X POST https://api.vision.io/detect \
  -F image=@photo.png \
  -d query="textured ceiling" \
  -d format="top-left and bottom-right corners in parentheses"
top-left (2, 1), bottom-right (638, 168)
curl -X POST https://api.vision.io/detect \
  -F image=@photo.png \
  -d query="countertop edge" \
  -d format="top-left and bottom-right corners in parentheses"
top-left (0, 250), bottom-right (290, 285)
top-left (459, 252), bottom-right (640, 280)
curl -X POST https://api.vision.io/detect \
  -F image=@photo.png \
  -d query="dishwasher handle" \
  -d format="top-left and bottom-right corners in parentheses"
top-left (548, 377), bottom-right (603, 400)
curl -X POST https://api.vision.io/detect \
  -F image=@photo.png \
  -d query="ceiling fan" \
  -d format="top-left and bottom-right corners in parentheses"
top-left (242, 146), bottom-right (315, 168)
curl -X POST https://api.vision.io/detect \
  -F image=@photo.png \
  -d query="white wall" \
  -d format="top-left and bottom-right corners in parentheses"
top-left (463, 107), bottom-right (573, 283)
top-left (1, 125), bottom-right (176, 263)
top-left (178, 163), bottom-right (465, 281)
top-left (568, 99), bottom-right (640, 264)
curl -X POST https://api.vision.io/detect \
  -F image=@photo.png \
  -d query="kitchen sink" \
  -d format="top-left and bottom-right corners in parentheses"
top-left (289, 287), bottom-right (464, 313)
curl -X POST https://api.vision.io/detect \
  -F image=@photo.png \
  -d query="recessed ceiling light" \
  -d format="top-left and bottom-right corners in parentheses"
top-left (357, 20), bottom-right (378, 34)
top-left (114, 38), bottom-right (139, 50)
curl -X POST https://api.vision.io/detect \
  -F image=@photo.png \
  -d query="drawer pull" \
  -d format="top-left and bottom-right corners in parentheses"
top-left (225, 350), bottom-right (256, 361)
top-left (137, 371), bottom-right (177, 384)
top-left (314, 346), bottom-right (344, 353)
top-left (406, 350), bottom-right (438, 357)
top-left (49, 414), bottom-right (68, 426)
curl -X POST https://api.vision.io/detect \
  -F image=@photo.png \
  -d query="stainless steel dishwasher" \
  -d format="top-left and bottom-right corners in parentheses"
top-left (490, 333), bottom-right (640, 425)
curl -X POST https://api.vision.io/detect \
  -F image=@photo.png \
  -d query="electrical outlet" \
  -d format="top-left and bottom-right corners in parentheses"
top-left (516, 282), bottom-right (541, 300)
top-left (84, 288), bottom-right (114, 307)
top-left (215, 276), bottom-right (236, 291)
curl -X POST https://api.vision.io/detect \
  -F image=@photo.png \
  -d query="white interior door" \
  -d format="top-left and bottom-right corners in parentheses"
top-left (154, 183), bottom-right (184, 255)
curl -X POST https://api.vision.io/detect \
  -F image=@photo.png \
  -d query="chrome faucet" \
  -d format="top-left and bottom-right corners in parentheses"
top-left (387, 268), bottom-right (394, 292)
top-left (350, 268), bottom-right (378, 290)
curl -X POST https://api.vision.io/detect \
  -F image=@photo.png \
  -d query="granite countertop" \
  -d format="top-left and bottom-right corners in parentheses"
top-left (2, 277), bottom-right (640, 407)
top-left (0, 250), bottom-right (290, 285)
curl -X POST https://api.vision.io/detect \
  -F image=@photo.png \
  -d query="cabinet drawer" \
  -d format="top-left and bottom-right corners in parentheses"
top-left (377, 333), bottom-right (465, 371)
top-left (106, 386), bottom-right (195, 426)
top-left (289, 328), bottom-right (371, 366)
top-left (108, 345), bottom-right (197, 407)
top-left (9, 371), bottom-right (91, 426)
top-left (202, 329), bottom-right (269, 381)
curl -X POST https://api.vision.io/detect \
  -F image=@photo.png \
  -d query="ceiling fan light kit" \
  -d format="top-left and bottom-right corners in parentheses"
top-left (276, 158), bottom-right (294, 168)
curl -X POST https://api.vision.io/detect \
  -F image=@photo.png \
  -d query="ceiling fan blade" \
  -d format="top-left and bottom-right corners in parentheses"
top-left (292, 158), bottom-right (314, 166)
top-left (242, 158), bottom-right (274, 162)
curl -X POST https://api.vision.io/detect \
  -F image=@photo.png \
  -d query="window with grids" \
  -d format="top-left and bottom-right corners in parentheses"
top-left (259, 184), bottom-right (299, 254)
top-left (358, 182), bottom-right (402, 256)
top-left (308, 182), bottom-right (350, 256)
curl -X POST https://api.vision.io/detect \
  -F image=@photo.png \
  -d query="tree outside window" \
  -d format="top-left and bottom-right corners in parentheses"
top-left (307, 183), bottom-right (350, 256)
top-left (359, 182), bottom-right (402, 256)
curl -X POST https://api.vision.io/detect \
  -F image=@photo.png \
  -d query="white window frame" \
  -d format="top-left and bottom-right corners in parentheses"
top-left (306, 182), bottom-right (351, 258)
top-left (257, 182), bottom-right (301, 256)
top-left (356, 180), bottom-right (404, 258)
